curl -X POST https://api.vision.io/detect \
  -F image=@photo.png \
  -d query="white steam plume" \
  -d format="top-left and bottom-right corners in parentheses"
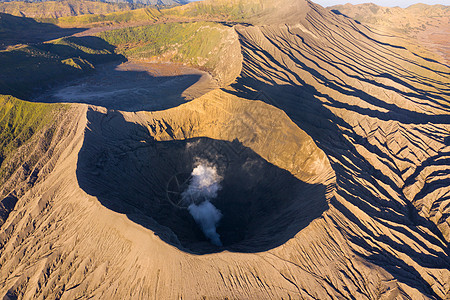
top-left (188, 201), bottom-right (223, 246)
top-left (182, 163), bottom-right (223, 246)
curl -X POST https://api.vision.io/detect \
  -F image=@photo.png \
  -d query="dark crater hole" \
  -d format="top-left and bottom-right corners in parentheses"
top-left (77, 110), bottom-right (328, 254)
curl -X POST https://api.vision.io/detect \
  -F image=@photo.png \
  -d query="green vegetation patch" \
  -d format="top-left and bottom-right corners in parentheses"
top-left (0, 0), bottom-right (137, 19)
top-left (56, 7), bottom-right (161, 26)
top-left (0, 36), bottom-right (122, 98)
top-left (61, 57), bottom-right (94, 69)
top-left (98, 22), bottom-right (226, 70)
top-left (163, 0), bottom-right (263, 22)
top-left (38, 36), bottom-right (118, 62)
top-left (0, 95), bottom-right (64, 185)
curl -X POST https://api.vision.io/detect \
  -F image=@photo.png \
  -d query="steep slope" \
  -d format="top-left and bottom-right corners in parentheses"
top-left (228, 1), bottom-right (450, 296)
top-left (0, 0), bottom-right (187, 7)
top-left (329, 3), bottom-right (450, 63)
top-left (0, 35), bottom-right (122, 97)
top-left (0, 12), bottom-right (85, 49)
top-left (165, 0), bottom-right (311, 24)
top-left (0, 0), bottom-right (449, 299)
top-left (101, 0), bottom-right (187, 5)
top-left (328, 3), bottom-right (448, 35)
top-left (0, 92), bottom-right (336, 299)
top-left (0, 0), bottom-right (137, 18)
top-left (0, 96), bottom-right (68, 227)
top-left (96, 21), bottom-right (242, 86)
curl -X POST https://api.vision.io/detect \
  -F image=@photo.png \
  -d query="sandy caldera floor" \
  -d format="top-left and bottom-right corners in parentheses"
top-left (34, 61), bottom-right (218, 112)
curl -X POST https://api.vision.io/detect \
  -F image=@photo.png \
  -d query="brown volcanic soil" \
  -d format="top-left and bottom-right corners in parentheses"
top-left (416, 21), bottom-right (450, 64)
top-left (34, 61), bottom-right (218, 112)
top-left (329, 3), bottom-right (450, 63)
top-left (76, 93), bottom-right (332, 254)
top-left (0, 0), bottom-right (133, 19)
top-left (0, 0), bottom-right (449, 299)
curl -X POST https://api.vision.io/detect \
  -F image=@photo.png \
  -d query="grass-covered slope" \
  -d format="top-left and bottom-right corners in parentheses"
top-left (99, 22), bottom-right (221, 61)
top-left (163, 0), bottom-right (265, 21)
top-left (0, 0), bottom-right (186, 16)
top-left (0, 0), bottom-right (137, 19)
top-left (0, 11), bottom-right (53, 33)
top-left (0, 96), bottom-right (62, 183)
top-left (49, 0), bottom-right (306, 28)
top-left (0, 12), bottom-right (84, 49)
top-left (98, 21), bottom-right (242, 85)
top-left (163, 0), bottom-right (310, 24)
top-left (55, 6), bottom-right (161, 26)
top-left (0, 36), bottom-right (123, 98)
top-left (0, 95), bottom-right (75, 230)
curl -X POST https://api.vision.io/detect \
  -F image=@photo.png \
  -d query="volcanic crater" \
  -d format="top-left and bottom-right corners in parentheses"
top-left (76, 95), bottom-right (333, 254)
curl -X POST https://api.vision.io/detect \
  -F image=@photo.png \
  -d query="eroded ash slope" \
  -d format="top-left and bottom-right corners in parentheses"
top-left (0, 0), bottom-right (449, 299)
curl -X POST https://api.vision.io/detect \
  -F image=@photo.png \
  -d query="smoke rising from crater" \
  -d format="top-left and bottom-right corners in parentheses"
top-left (182, 163), bottom-right (223, 246)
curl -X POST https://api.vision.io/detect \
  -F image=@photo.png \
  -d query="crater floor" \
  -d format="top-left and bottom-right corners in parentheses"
top-left (33, 61), bottom-right (218, 111)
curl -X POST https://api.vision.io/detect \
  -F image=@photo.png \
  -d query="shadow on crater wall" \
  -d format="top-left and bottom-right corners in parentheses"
top-left (227, 39), bottom-right (450, 296)
top-left (76, 109), bottom-right (329, 254)
top-left (1, 36), bottom-right (123, 99)
top-left (0, 13), bottom-right (87, 50)
top-left (34, 62), bottom-right (209, 112)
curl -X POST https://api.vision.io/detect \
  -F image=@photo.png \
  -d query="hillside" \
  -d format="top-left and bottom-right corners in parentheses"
top-left (0, 0), bottom-right (187, 8)
top-left (0, 35), bottom-right (123, 97)
top-left (329, 3), bottom-right (450, 63)
top-left (0, 0), bottom-right (187, 19)
top-left (0, 0), bottom-right (449, 299)
top-left (164, 0), bottom-right (311, 24)
top-left (55, 6), bottom-right (161, 27)
top-left (0, 0), bottom-right (137, 18)
top-left (0, 12), bottom-right (93, 50)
